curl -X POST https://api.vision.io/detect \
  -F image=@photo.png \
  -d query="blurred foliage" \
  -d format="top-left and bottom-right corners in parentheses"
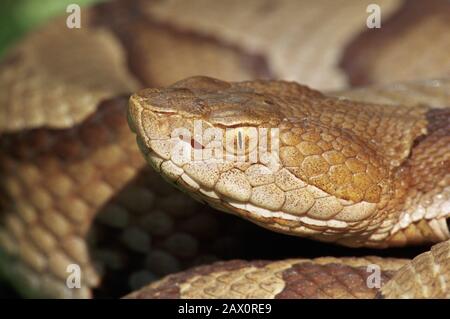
top-left (0, 0), bottom-right (104, 57)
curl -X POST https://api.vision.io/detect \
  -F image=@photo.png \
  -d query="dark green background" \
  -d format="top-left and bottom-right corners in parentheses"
top-left (0, 0), bottom-right (102, 57)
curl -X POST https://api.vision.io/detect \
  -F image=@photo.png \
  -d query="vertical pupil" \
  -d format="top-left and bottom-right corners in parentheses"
top-left (237, 130), bottom-right (243, 150)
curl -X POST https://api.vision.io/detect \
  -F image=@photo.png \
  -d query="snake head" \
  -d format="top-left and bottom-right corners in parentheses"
top-left (127, 75), bottom-right (286, 192)
top-left (128, 76), bottom-right (448, 248)
top-left (128, 75), bottom-right (287, 173)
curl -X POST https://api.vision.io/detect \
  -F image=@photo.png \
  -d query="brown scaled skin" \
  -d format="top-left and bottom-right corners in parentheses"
top-left (128, 76), bottom-right (450, 248)
top-left (1, 0), bottom-right (449, 299)
top-left (125, 257), bottom-right (407, 299)
top-left (125, 239), bottom-right (450, 299)
top-left (379, 239), bottom-right (450, 298)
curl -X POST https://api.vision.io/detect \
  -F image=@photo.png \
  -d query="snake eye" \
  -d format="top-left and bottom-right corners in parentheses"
top-left (224, 127), bottom-right (258, 158)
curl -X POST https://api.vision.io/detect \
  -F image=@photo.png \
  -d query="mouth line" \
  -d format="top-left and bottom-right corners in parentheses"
top-left (149, 149), bottom-right (353, 234)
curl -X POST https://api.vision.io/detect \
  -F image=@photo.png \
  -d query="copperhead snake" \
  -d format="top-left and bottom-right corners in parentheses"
top-left (0, 0), bottom-right (449, 299)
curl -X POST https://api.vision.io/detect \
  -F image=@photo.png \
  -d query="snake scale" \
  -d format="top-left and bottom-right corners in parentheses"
top-left (0, 0), bottom-right (449, 299)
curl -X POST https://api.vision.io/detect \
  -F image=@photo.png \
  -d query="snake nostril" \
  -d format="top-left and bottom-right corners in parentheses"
top-left (447, 218), bottom-right (450, 232)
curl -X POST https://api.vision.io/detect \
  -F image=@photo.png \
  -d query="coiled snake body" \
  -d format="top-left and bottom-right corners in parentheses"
top-left (0, 0), bottom-right (449, 298)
